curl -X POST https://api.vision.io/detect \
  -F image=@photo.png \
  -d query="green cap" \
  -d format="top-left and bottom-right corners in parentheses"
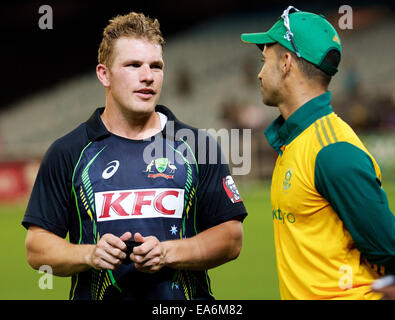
top-left (241, 7), bottom-right (342, 75)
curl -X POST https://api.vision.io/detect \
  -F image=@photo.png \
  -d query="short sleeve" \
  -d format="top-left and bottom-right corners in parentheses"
top-left (195, 131), bottom-right (247, 231)
top-left (22, 139), bottom-right (75, 238)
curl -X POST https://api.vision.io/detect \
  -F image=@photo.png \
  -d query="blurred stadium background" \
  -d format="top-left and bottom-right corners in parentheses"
top-left (0, 0), bottom-right (394, 299)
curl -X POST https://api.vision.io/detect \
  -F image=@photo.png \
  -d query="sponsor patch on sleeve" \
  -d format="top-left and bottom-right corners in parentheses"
top-left (223, 175), bottom-right (242, 203)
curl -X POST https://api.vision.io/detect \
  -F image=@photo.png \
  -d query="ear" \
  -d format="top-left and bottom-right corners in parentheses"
top-left (96, 63), bottom-right (111, 88)
top-left (281, 52), bottom-right (293, 78)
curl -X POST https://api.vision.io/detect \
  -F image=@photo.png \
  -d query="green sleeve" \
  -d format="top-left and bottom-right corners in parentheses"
top-left (315, 142), bottom-right (395, 274)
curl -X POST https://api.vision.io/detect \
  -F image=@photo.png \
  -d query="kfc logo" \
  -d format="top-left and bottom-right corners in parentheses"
top-left (94, 188), bottom-right (184, 221)
top-left (223, 175), bottom-right (242, 204)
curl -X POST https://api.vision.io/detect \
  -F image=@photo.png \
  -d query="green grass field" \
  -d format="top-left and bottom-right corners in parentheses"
top-left (0, 179), bottom-right (394, 300)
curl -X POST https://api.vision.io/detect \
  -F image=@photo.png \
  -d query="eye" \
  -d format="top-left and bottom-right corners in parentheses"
top-left (126, 62), bottom-right (141, 68)
top-left (151, 63), bottom-right (163, 70)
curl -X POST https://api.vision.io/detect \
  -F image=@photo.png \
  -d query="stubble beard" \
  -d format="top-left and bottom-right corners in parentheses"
top-left (262, 88), bottom-right (281, 107)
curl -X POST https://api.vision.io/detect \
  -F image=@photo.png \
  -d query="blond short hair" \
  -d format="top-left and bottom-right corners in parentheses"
top-left (98, 12), bottom-right (165, 67)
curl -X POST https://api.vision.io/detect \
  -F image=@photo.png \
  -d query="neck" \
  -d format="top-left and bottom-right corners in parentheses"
top-left (278, 84), bottom-right (327, 121)
top-left (101, 101), bottom-right (161, 140)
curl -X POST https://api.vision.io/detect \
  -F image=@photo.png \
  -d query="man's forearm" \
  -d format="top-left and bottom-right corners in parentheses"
top-left (25, 226), bottom-right (94, 277)
top-left (161, 219), bottom-right (243, 270)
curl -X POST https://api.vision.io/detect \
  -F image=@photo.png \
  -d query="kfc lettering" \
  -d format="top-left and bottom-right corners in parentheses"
top-left (95, 188), bottom-right (184, 221)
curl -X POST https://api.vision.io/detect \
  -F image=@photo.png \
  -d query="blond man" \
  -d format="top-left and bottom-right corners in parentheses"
top-left (23, 12), bottom-right (247, 300)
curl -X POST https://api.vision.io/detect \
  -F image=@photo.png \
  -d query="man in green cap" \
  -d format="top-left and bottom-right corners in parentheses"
top-left (241, 6), bottom-right (395, 299)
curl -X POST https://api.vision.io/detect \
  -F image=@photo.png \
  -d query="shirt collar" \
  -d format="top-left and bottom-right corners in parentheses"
top-left (264, 91), bottom-right (333, 154)
top-left (85, 105), bottom-right (178, 141)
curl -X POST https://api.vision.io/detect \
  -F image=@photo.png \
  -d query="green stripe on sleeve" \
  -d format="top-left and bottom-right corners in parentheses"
top-left (314, 122), bottom-right (325, 147)
top-left (320, 118), bottom-right (332, 145)
top-left (325, 116), bottom-right (338, 142)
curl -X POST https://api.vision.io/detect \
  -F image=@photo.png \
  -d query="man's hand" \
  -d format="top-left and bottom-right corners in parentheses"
top-left (374, 285), bottom-right (395, 300)
top-left (88, 232), bottom-right (132, 270)
top-left (129, 220), bottom-right (243, 273)
top-left (130, 232), bottom-right (164, 273)
top-left (372, 276), bottom-right (395, 300)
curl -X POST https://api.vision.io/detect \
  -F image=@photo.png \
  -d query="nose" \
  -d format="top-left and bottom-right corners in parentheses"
top-left (257, 70), bottom-right (262, 81)
top-left (140, 64), bottom-right (154, 83)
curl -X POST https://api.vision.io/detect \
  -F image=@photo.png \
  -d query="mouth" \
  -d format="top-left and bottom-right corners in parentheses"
top-left (134, 88), bottom-right (155, 99)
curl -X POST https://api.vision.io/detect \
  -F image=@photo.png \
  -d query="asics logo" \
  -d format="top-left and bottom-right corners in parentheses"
top-left (102, 160), bottom-right (120, 179)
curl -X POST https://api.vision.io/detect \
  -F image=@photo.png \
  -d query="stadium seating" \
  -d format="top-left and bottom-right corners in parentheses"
top-left (0, 11), bottom-right (394, 161)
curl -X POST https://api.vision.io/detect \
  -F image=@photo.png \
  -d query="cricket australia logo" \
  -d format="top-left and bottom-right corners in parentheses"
top-left (144, 158), bottom-right (177, 179)
top-left (283, 169), bottom-right (293, 191)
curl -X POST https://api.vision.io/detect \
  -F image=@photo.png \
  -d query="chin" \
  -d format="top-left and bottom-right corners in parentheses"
top-left (262, 97), bottom-right (278, 107)
top-left (127, 100), bottom-right (157, 114)
top-left (262, 90), bottom-right (280, 107)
